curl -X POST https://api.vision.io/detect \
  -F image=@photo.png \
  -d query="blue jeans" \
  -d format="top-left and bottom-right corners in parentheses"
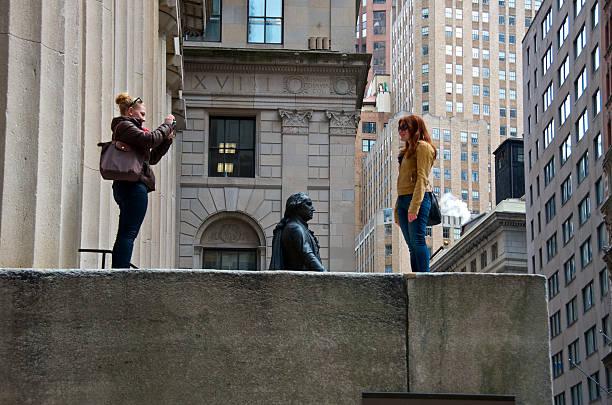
top-left (112, 181), bottom-right (148, 268)
top-left (397, 193), bottom-right (431, 272)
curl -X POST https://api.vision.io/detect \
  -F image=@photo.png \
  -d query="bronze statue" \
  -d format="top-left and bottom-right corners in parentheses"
top-left (269, 192), bottom-right (327, 272)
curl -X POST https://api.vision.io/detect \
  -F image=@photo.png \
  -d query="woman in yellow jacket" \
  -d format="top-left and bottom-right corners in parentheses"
top-left (395, 115), bottom-right (437, 272)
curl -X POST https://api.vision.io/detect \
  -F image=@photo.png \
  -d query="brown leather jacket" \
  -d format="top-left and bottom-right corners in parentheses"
top-left (110, 116), bottom-right (174, 192)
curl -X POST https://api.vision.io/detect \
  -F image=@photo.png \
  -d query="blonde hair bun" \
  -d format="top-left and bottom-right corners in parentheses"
top-left (115, 92), bottom-right (132, 106)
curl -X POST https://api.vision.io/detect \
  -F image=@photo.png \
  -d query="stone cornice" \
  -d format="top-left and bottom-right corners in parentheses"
top-left (432, 211), bottom-right (526, 271)
top-left (184, 47), bottom-right (371, 108)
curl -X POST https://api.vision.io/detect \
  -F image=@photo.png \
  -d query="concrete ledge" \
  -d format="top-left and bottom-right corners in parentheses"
top-left (0, 270), bottom-right (550, 404)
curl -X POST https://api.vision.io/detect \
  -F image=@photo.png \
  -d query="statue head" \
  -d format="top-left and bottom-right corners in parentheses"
top-left (284, 192), bottom-right (315, 223)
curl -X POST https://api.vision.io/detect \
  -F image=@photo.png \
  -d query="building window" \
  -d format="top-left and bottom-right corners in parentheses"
top-left (582, 281), bottom-right (594, 312)
top-left (443, 227), bottom-right (450, 239)
top-left (203, 248), bottom-right (258, 270)
top-left (588, 372), bottom-right (600, 401)
top-left (491, 243), bottom-right (498, 261)
top-left (558, 16), bottom-right (569, 48)
top-left (592, 45), bottom-right (600, 71)
top-left (373, 11), bottom-right (386, 35)
top-left (422, 26), bottom-right (429, 37)
top-left (559, 56), bottom-right (570, 86)
top-left (248, 0), bottom-right (283, 43)
top-left (542, 9), bottom-right (553, 39)
top-left (585, 325), bottom-right (597, 356)
top-left (570, 383), bottom-right (583, 405)
top-left (580, 237), bottom-right (592, 268)
top-left (567, 296), bottom-right (578, 325)
top-left (544, 158), bottom-right (555, 186)
top-left (385, 244), bottom-right (392, 257)
top-left (203, 0), bottom-right (222, 41)
top-left (576, 68), bottom-right (587, 100)
top-left (362, 122), bottom-right (377, 133)
top-left (562, 215), bottom-right (574, 244)
top-left (545, 195), bottom-right (556, 222)
top-left (549, 271), bottom-right (560, 299)
top-left (568, 338), bottom-right (580, 367)
top-left (553, 393), bottom-right (565, 405)
top-left (552, 350), bottom-right (563, 378)
top-left (472, 152), bottom-right (479, 162)
top-left (470, 259), bottom-right (477, 272)
top-left (462, 190), bottom-right (468, 200)
top-left (565, 256), bottom-right (575, 285)
top-left (600, 269), bottom-right (609, 296)
top-left (472, 171), bottom-right (479, 182)
top-left (560, 94), bottom-right (571, 125)
top-left (454, 228), bottom-right (461, 240)
top-left (579, 194), bottom-right (591, 225)
top-left (594, 89), bottom-right (601, 115)
top-left (598, 224), bottom-right (607, 251)
top-left (461, 151), bottom-right (468, 161)
top-left (209, 117), bottom-right (255, 177)
top-left (444, 169), bottom-right (451, 179)
top-left (547, 233), bottom-right (558, 260)
top-left (596, 177), bottom-right (604, 205)
top-left (422, 63), bottom-right (429, 74)
top-left (575, 25), bottom-right (586, 57)
top-left (385, 265), bottom-right (392, 273)
top-left (577, 152), bottom-right (589, 183)
top-left (560, 136), bottom-right (572, 165)
top-left (550, 310), bottom-right (562, 338)
top-left (561, 175), bottom-right (573, 205)
top-left (362, 139), bottom-right (376, 152)
top-left (544, 119), bottom-right (555, 148)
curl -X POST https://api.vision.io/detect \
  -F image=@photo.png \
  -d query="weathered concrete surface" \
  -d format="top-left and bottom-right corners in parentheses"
top-left (406, 273), bottom-right (552, 405)
top-left (0, 270), bottom-right (407, 404)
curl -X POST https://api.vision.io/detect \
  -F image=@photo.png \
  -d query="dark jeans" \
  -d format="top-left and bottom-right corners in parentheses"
top-left (112, 181), bottom-right (148, 268)
top-left (397, 193), bottom-right (431, 272)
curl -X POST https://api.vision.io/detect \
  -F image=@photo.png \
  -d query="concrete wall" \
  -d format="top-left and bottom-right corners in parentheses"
top-left (0, 0), bottom-right (180, 269)
top-left (0, 270), bottom-right (551, 404)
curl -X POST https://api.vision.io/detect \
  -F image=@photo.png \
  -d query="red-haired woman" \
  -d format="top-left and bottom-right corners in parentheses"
top-left (394, 115), bottom-right (437, 272)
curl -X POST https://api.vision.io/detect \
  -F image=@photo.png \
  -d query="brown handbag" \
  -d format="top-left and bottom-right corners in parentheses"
top-left (97, 129), bottom-right (143, 181)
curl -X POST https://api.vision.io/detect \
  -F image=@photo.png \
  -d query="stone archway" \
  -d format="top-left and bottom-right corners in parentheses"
top-left (194, 212), bottom-right (266, 270)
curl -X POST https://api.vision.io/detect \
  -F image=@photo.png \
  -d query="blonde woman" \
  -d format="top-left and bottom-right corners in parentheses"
top-left (394, 115), bottom-right (437, 272)
top-left (110, 93), bottom-right (175, 268)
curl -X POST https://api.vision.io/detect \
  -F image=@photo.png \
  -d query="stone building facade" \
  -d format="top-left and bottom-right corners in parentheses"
top-left (355, 0), bottom-right (394, 82)
top-left (177, 0), bottom-right (369, 271)
top-left (0, 0), bottom-right (185, 268)
top-left (524, 0), bottom-right (609, 402)
top-left (430, 199), bottom-right (527, 274)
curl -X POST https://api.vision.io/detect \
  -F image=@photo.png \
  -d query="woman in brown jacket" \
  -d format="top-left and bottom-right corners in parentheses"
top-left (110, 93), bottom-right (175, 268)
top-left (395, 115), bottom-right (437, 272)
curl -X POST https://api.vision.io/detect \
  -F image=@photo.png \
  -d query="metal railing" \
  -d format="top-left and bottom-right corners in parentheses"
top-left (78, 248), bottom-right (138, 269)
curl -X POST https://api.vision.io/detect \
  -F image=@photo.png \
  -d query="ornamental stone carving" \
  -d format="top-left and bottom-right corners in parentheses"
top-left (326, 110), bottom-right (360, 136)
top-left (279, 109), bottom-right (312, 135)
top-left (201, 219), bottom-right (260, 246)
top-left (331, 77), bottom-right (354, 95)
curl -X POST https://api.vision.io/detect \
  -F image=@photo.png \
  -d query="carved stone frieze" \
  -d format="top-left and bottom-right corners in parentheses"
top-left (326, 110), bottom-right (360, 136)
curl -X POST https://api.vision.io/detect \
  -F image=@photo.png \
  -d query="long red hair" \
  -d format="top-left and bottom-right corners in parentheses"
top-left (398, 115), bottom-right (437, 160)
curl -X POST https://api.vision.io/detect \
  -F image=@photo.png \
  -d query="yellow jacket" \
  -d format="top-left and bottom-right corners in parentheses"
top-left (396, 140), bottom-right (436, 216)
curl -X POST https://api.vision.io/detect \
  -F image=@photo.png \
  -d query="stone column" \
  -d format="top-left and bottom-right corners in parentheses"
top-left (326, 110), bottom-right (360, 271)
top-left (279, 109), bottom-right (312, 203)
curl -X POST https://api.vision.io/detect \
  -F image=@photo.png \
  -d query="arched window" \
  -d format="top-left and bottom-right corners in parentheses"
top-left (195, 212), bottom-right (265, 270)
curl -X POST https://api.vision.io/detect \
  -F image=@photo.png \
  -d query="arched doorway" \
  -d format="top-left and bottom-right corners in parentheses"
top-left (194, 212), bottom-right (266, 270)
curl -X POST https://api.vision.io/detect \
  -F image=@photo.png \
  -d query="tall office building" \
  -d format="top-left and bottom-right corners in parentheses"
top-left (523, 1), bottom-right (609, 403)
top-left (387, 0), bottom-right (539, 257)
top-left (603, 1), bottom-right (612, 150)
top-left (356, 0), bottom-right (394, 82)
